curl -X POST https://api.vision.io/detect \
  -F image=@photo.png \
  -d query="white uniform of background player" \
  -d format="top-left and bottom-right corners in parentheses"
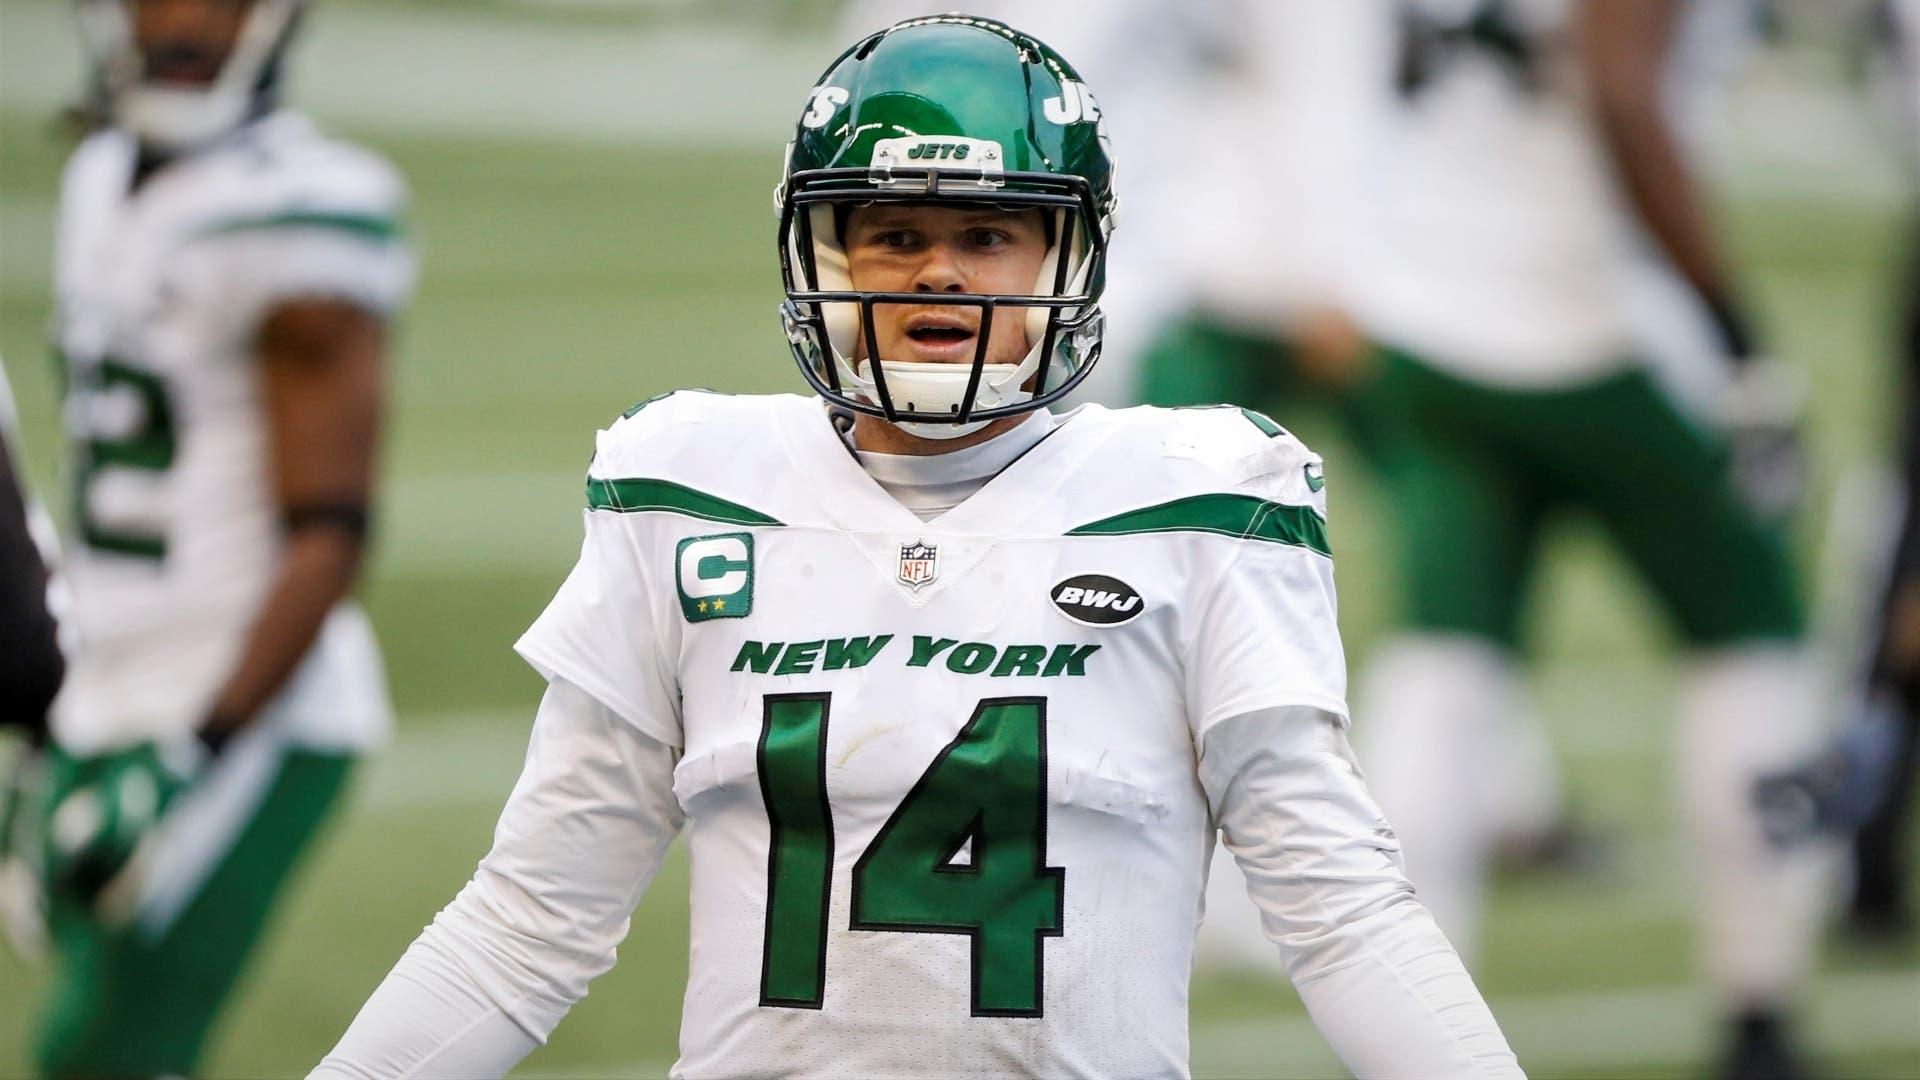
top-left (54, 112), bottom-right (410, 762)
top-left (1329, 6), bottom-right (1831, 1070)
top-left (30, 2), bottom-right (415, 1072)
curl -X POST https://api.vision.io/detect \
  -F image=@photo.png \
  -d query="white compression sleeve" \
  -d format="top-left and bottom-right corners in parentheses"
top-left (313, 678), bottom-right (686, 1079)
top-left (1199, 707), bottom-right (1524, 1080)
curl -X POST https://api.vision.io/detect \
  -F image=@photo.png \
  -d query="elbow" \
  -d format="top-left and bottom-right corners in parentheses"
top-left (1587, 80), bottom-right (1664, 144)
top-left (425, 865), bottom-right (617, 1015)
top-left (283, 522), bottom-right (372, 596)
top-left (1278, 881), bottom-right (1434, 981)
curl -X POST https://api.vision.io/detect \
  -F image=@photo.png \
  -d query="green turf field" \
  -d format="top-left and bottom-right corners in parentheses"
top-left (0, 3), bottom-right (1916, 1076)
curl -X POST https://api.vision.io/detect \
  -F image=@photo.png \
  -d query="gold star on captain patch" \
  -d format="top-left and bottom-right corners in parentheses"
top-left (712, 598), bottom-right (726, 612)
top-left (697, 600), bottom-right (709, 613)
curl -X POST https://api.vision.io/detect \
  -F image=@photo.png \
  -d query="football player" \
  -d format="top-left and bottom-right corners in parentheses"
top-left (1842, 0), bottom-right (1920, 945)
top-left (0, 357), bottom-right (63, 745)
top-left (0, 356), bottom-right (65, 966)
top-left (1760, 0), bottom-right (1920, 944)
top-left (31, 0), bottom-right (414, 1075)
top-left (314, 16), bottom-right (1519, 1079)
top-left (1335, 1), bottom-right (1823, 1076)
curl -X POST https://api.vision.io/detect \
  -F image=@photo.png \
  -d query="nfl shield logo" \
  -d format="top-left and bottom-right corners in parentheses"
top-left (897, 540), bottom-right (939, 591)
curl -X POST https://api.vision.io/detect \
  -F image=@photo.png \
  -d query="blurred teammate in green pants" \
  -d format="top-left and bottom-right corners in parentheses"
top-left (1140, 2), bottom-right (1830, 1075)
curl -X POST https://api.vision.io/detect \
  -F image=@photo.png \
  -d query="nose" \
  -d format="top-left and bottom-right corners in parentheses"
top-left (910, 241), bottom-right (967, 295)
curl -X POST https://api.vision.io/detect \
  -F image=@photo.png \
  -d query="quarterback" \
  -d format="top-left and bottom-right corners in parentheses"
top-left (317, 16), bottom-right (1518, 1079)
top-left (20, 0), bottom-right (414, 1075)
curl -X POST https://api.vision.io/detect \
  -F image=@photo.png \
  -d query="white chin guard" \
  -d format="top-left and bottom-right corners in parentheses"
top-left (77, 0), bottom-right (301, 154)
top-left (863, 361), bottom-right (1024, 440)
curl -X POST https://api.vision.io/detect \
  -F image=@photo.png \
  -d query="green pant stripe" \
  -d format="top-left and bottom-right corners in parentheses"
top-left (37, 749), bottom-right (354, 1079)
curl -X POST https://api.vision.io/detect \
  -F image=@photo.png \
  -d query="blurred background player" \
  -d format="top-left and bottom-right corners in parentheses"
top-left (1840, 0), bottom-right (1920, 945)
top-left (1325, 1), bottom-right (1828, 1076)
top-left (27, 0), bottom-right (415, 1075)
top-left (1761, 0), bottom-right (1920, 944)
top-left (0, 355), bottom-right (66, 968)
top-left (1130, 0), bottom-right (1829, 1071)
top-left (0, 356), bottom-right (64, 758)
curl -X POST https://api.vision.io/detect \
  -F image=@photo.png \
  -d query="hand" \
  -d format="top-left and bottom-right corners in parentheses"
top-left (1753, 691), bottom-right (1905, 847)
top-left (38, 739), bottom-right (205, 923)
top-left (1714, 357), bottom-right (1807, 528)
top-left (1289, 306), bottom-right (1373, 392)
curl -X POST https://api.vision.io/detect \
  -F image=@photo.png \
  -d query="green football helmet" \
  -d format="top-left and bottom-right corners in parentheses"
top-left (776, 14), bottom-right (1119, 438)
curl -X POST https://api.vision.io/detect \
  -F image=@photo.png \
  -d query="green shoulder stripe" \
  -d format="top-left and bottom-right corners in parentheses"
top-left (1238, 407), bottom-right (1286, 438)
top-left (202, 210), bottom-right (403, 242)
top-left (1067, 493), bottom-right (1329, 556)
top-left (586, 477), bottom-right (782, 527)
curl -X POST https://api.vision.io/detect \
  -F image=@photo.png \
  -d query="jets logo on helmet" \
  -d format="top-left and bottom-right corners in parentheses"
top-left (774, 14), bottom-right (1119, 440)
top-left (73, 0), bottom-right (307, 152)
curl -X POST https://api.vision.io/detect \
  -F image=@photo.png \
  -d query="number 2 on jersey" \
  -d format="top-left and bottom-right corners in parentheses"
top-left (757, 693), bottom-right (1064, 1017)
top-left (62, 352), bottom-right (178, 559)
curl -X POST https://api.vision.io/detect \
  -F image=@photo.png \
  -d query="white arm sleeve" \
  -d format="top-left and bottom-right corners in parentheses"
top-left (313, 678), bottom-right (686, 1079)
top-left (1199, 706), bottom-right (1523, 1080)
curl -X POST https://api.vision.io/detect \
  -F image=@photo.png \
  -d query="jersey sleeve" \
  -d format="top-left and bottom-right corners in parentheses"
top-left (315, 678), bottom-right (686, 1077)
top-left (196, 146), bottom-right (416, 337)
top-left (515, 423), bottom-right (685, 748)
top-left (1184, 425), bottom-right (1346, 739)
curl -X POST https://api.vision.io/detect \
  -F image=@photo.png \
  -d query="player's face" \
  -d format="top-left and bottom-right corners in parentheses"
top-left (131, 0), bottom-right (251, 87)
top-left (843, 204), bottom-right (1050, 369)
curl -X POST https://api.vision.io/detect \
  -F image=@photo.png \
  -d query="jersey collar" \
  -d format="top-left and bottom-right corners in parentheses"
top-left (774, 396), bottom-right (1095, 540)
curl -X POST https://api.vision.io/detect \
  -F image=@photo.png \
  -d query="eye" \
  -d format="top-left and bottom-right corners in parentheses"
top-left (964, 228), bottom-right (1009, 249)
top-left (874, 229), bottom-right (919, 250)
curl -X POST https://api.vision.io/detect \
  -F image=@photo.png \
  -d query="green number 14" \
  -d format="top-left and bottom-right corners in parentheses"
top-left (756, 693), bottom-right (1065, 1017)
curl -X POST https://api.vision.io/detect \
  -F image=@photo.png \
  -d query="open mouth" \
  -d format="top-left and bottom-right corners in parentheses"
top-left (901, 313), bottom-right (979, 358)
top-left (143, 46), bottom-right (224, 86)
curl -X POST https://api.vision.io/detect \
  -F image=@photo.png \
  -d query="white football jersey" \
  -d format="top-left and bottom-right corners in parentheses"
top-left (1346, 0), bottom-right (1756, 388)
top-left (516, 391), bottom-right (1343, 1078)
top-left (49, 112), bottom-right (414, 753)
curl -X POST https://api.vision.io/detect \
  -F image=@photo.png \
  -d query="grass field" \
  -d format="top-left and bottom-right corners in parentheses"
top-left (1, 2), bottom-right (1917, 1076)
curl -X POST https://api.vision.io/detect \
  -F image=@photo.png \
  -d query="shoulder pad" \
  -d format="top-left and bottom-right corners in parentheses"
top-left (1147, 404), bottom-right (1328, 514)
top-left (587, 389), bottom-right (766, 481)
top-left (583, 391), bottom-right (799, 525)
top-left (1050, 404), bottom-right (1330, 554)
top-left (196, 118), bottom-right (408, 242)
top-left (62, 130), bottom-right (128, 188)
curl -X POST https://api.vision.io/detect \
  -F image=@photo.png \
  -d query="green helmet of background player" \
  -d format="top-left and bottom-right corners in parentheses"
top-left (776, 14), bottom-right (1120, 438)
